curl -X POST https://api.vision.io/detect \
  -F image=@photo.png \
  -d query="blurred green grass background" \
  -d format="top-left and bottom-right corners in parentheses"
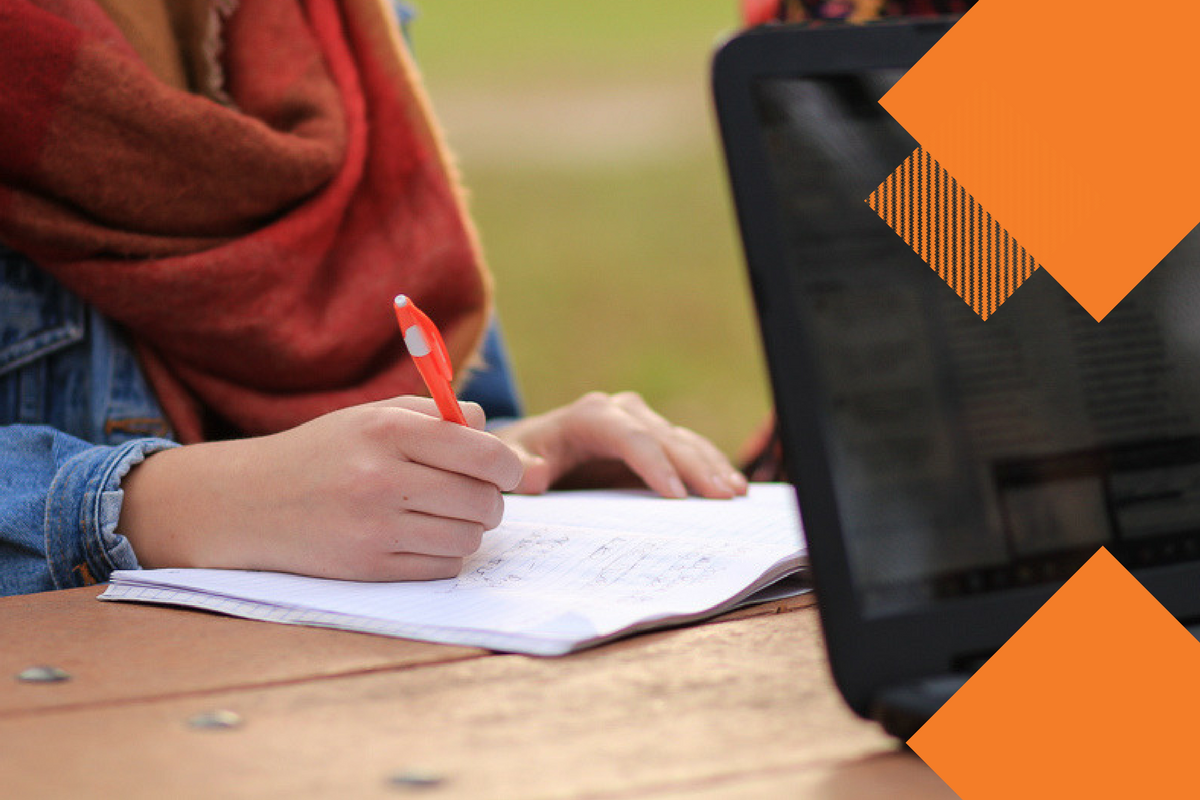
top-left (411, 1), bottom-right (771, 458)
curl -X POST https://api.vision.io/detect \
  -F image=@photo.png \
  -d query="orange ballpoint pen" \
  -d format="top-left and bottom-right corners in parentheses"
top-left (393, 294), bottom-right (468, 426)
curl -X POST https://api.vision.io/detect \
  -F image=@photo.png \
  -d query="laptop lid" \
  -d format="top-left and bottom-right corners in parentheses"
top-left (713, 19), bottom-right (1200, 725)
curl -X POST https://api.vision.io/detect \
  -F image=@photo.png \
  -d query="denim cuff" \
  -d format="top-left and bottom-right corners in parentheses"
top-left (43, 437), bottom-right (179, 589)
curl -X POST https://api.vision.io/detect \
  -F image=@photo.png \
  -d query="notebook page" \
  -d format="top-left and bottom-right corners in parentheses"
top-left (102, 484), bottom-right (805, 654)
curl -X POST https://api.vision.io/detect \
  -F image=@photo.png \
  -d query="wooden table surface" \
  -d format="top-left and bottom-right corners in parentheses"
top-left (0, 586), bottom-right (957, 799)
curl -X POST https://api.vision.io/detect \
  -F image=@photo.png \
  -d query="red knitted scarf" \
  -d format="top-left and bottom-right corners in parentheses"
top-left (0, 0), bottom-right (491, 442)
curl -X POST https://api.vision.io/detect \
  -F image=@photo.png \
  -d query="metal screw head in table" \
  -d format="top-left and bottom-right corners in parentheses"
top-left (186, 709), bottom-right (244, 730)
top-left (386, 769), bottom-right (445, 791)
top-left (15, 665), bottom-right (71, 683)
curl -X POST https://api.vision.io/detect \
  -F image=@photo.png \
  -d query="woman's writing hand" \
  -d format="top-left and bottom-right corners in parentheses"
top-left (118, 397), bottom-right (523, 581)
top-left (494, 391), bottom-right (748, 499)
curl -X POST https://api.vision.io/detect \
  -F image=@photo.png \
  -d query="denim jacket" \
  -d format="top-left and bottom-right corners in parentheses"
top-left (0, 244), bottom-right (522, 596)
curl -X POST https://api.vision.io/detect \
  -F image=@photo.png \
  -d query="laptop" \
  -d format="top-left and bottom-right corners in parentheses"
top-left (713, 18), bottom-right (1200, 739)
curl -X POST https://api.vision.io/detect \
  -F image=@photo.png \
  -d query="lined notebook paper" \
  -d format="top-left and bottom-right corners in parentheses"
top-left (99, 483), bottom-right (806, 656)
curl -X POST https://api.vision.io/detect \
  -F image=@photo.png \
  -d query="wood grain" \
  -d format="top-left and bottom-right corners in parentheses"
top-left (0, 588), bottom-right (815, 717)
top-left (0, 586), bottom-right (485, 716)
top-left (0, 594), bottom-right (951, 800)
top-left (0, 587), bottom-right (955, 799)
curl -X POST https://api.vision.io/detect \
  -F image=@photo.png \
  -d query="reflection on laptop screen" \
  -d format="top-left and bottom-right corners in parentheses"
top-left (754, 72), bottom-right (1200, 618)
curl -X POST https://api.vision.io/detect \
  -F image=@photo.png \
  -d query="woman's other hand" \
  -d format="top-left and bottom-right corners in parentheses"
top-left (494, 391), bottom-right (748, 499)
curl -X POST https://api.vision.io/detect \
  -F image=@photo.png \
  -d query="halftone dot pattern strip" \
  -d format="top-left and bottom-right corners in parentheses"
top-left (867, 147), bottom-right (1040, 320)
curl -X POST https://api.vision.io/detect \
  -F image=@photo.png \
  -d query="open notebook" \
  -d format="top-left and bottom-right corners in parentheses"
top-left (100, 483), bottom-right (807, 656)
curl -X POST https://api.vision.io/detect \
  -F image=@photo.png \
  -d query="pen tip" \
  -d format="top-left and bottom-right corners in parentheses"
top-left (394, 294), bottom-right (409, 308)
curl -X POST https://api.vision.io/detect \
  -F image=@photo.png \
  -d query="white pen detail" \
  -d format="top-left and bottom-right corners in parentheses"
top-left (403, 326), bottom-right (431, 357)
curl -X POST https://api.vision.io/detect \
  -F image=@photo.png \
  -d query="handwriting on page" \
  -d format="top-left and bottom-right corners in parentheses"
top-left (440, 519), bottom-right (770, 609)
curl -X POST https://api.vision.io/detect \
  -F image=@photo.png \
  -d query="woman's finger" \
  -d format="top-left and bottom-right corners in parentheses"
top-left (611, 393), bottom-right (746, 498)
top-left (585, 403), bottom-right (688, 498)
top-left (383, 461), bottom-right (507, 529)
top-left (384, 511), bottom-right (486, 558)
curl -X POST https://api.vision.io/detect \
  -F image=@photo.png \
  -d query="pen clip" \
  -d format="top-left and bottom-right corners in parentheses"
top-left (409, 303), bottom-right (454, 383)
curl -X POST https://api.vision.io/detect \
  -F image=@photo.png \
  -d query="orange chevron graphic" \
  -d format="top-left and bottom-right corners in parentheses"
top-left (867, 147), bottom-right (1039, 320)
top-left (876, 0), bottom-right (1200, 321)
top-left (909, 548), bottom-right (1200, 798)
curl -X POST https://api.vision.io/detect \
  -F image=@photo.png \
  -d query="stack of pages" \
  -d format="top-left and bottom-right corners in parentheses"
top-left (100, 483), bottom-right (807, 656)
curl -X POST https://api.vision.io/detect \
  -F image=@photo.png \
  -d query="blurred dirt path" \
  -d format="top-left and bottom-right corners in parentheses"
top-left (429, 77), bottom-right (716, 168)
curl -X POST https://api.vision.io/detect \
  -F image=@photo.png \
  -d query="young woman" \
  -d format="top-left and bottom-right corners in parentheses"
top-left (0, 0), bottom-right (746, 596)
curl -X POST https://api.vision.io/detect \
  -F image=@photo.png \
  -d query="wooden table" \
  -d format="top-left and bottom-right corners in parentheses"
top-left (0, 587), bottom-right (956, 799)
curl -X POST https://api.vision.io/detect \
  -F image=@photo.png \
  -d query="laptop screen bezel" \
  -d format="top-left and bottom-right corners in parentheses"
top-left (712, 19), bottom-right (1200, 717)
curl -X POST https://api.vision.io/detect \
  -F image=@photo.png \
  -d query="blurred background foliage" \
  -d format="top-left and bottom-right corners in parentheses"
top-left (411, 1), bottom-right (771, 458)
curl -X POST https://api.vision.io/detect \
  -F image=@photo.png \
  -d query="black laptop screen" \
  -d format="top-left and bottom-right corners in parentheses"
top-left (753, 72), bottom-right (1200, 617)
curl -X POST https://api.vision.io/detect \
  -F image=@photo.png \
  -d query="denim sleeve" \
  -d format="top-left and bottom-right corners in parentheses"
top-left (0, 425), bottom-right (177, 596)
